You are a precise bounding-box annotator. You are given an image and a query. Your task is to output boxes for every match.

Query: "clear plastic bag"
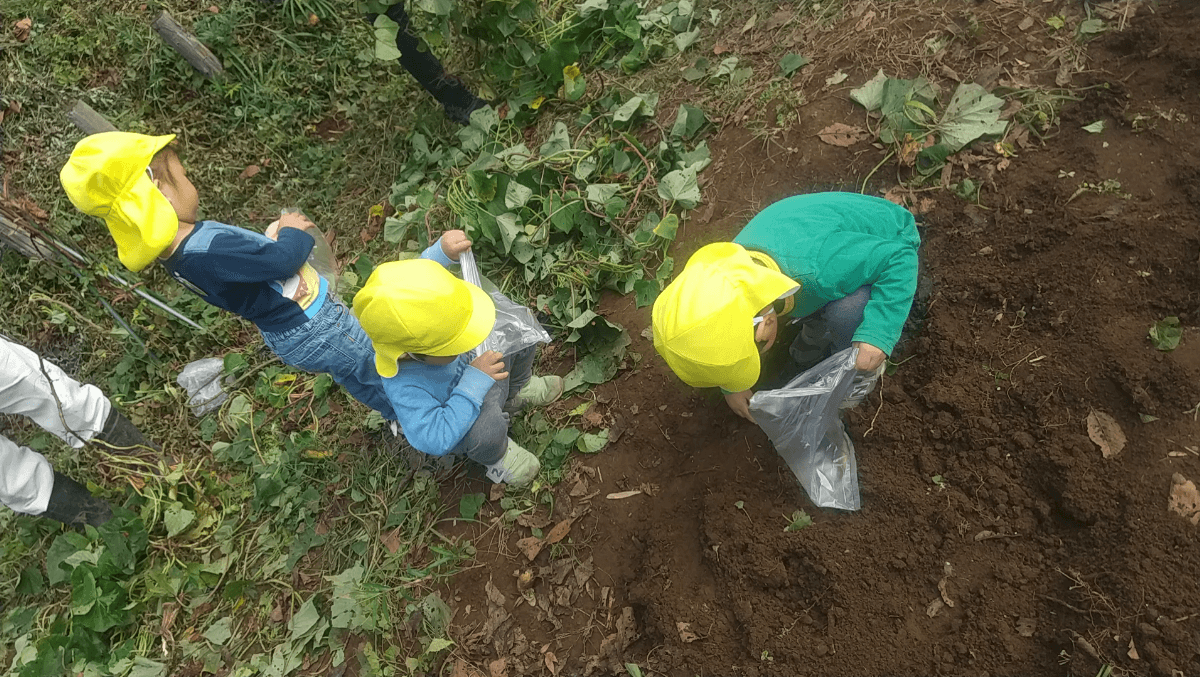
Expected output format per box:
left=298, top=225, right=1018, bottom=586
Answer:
left=749, top=347, right=862, bottom=511
left=277, top=208, right=339, bottom=298
left=177, top=357, right=227, bottom=417
left=458, top=250, right=550, bottom=358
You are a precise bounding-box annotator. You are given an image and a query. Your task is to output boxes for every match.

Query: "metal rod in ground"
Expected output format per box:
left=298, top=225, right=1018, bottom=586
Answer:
left=67, top=101, right=118, bottom=135
left=150, top=10, right=224, bottom=78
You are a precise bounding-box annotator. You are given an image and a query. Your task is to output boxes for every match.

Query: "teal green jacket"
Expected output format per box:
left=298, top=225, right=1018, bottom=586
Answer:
left=733, top=192, right=920, bottom=355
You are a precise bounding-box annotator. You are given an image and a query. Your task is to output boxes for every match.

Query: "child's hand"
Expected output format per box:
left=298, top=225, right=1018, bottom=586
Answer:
left=852, top=342, right=886, bottom=372
left=724, top=389, right=756, bottom=423
left=470, top=351, right=509, bottom=381
left=440, top=230, right=472, bottom=261
left=278, top=211, right=315, bottom=233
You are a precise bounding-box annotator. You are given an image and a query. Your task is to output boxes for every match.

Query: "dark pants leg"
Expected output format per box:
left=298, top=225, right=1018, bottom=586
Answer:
left=364, top=5, right=487, bottom=124
left=787, top=285, right=872, bottom=369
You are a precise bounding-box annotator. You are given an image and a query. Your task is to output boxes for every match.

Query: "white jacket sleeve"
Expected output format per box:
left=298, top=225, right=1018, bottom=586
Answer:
left=0, top=337, right=111, bottom=447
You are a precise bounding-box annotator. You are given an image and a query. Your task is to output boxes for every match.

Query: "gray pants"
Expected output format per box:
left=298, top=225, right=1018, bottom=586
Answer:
left=789, top=285, right=871, bottom=366
left=450, top=345, right=536, bottom=466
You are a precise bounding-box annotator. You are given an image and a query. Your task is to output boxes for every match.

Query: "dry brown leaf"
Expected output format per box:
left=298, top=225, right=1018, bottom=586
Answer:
left=713, top=42, right=730, bottom=55
left=207, top=5, right=219, bottom=12
left=855, top=10, right=876, bottom=31
left=676, top=622, right=699, bottom=643
left=607, top=490, right=643, bottom=500
left=925, top=598, right=944, bottom=618
left=817, top=123, right=869, bottom=147
left=488, top=658, right=508, bottom=677
left=544, top=652, right=559, bottom=676
left=516, top=512, right=551, bottom=529
left=380, top=528, right=401, bottom=554
left=270, top=604, right=284, bottom=623
left=14, top=18, right=32, bottom=42
left=238, top=164, right=261, bottom=180
left=1168, top=473, right=1200, bottom=525
left=583, top=409, right=604, bottom=429
left=1018, top=15, right=1035, bottom=31
left=545, top=518, right=574, bottom=544
left=452, top=660, right=486, bottom=677
left=1128, top=638, right=1140, bottom=660
left=517, top=536, right=544, bottom=562
left=1087, top=410, right=1127, bottom=458
left=569, top=479, right=590, bottom=497
left=1016, top=617, right=1036, bottom=637
left=489, top=483, right=506, bottom=501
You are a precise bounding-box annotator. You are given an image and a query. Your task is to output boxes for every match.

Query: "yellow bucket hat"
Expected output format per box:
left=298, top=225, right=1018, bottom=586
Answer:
left=60, top=132, right=179, bottom=272
left=652, top=243, right=799, bottom=392
left=353, top=258, right=497, bottom=377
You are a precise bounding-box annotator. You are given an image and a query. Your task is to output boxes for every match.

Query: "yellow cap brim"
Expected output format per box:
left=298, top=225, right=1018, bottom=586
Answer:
left=107, top=173, right=179, bottom=272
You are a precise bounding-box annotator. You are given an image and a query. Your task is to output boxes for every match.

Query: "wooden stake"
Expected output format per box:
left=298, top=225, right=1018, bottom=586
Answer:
left=67, top=100, right=117, bottom=135
left=151, top=10, right=224, bottom=78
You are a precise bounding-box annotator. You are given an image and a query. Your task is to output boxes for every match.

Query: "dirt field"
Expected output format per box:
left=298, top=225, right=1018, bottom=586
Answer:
left=433, top=2, right=1200, bottom=676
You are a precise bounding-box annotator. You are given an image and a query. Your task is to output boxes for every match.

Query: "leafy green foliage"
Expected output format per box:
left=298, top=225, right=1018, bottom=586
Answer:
left=783, top=510, right=813, bottom=532
left=1149, top=317, right=1183, bottom=352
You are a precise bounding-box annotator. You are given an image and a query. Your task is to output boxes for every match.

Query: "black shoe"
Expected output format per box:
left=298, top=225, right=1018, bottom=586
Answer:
left=437, top=75, right=490, bottom=125
left=41, top=471, right=112, bottom=528
left=94, top=408, right=159, bottom=451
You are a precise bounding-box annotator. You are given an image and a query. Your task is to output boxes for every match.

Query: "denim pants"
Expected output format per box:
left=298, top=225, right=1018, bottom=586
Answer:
left=788, top=286, right=871, bottom=366
left=450, top=345, right=536, bottom=467
left=260, top=300, right=397, bottom=420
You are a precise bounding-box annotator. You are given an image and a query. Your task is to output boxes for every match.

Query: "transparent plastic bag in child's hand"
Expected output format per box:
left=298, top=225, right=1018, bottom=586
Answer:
left=749, top=347, right=862, bottom=511
left=842, top=363, right=883, bottom=410
left=276, top=208, right=339, bottom=298
left=458, top=250, right=550, bottom=357
left=177, top=357, right=227, bottom=417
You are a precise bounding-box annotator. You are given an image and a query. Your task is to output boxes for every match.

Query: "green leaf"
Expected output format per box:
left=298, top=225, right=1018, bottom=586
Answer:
left=633, top=279, right=660, bottom=307
left=554, top=427, right=582, bottom=447
left=577, top=0, right=609, bottom=17
left=126, top=657, right=168, bottom=677
left=714, top=56, right=739, bottom=78
left=658, top=168, right=701, bottom=209
left=673, top=29, right=700, bottom=52
left=372, top=15, right=402, bottom=61
left=459, top=493, right=486, bottom=520
left=780, top=53, right=810, bottom=77
left=567, top=309, right=599, bottom=329
left=495, top=212, right=521, bottom=253
left=164, top=502, right=195, bottom=538
left=1149, top=317, right=1182, bottom=351
left=16, top=566, right=44, bottom=595
left=563, top=65, right=586, bottom=101
left=70, top=568, right=98, bottom=615
left=937, top=83, right=1008, bottom=152
left=683, top=66, right=706, bottom=81
left=730, top=66, right=754, bottom=86
left=288, top=597, right=321, bottom=643
left=1082, top=120, right=1106, bottom=134
left=426, top=637, right=454, bottom=653
left=652, top=213, right=680, bottom=240
left=539, top=122, right=571, bottom=157
left=578, top=430, right=610, bottom=453
left=45, top=532, right=88, bottom=585
left=1046, top=15, right=1065, bottom=30
left=204, top=617, right=234, bottom=646
left=416, top=0, right=452, bottom=14
left=679, top=141, right=711, bottom=172
left=505, top=182, right=533, bottom=210
left=849, top=69, right=889, bottom=111
left=613, top=93, right=658, bottom=122
left=585, top=184, right=621, bottom=207
left=1077, top=18, right=1105, bottom=41
left=784, top=509, right=813, bottom=532
left=670, top=104, right=707, bottom=140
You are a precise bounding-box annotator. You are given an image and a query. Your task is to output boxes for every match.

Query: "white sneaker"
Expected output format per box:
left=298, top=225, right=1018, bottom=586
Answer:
left=484, top=439, right=540, bottom=488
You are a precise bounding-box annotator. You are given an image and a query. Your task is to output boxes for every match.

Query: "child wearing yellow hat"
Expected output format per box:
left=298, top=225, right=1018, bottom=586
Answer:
left=59, top=132, right=395, bottom=419
left=352, top=234, right=563, bottom=488
left=652, top=192, right=920, bottom=421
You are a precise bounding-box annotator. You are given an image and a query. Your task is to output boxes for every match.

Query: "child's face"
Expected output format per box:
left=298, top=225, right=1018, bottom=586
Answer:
left=754, top=307, right=778, bottom=354
left=153, top=150, right=199, bottom=224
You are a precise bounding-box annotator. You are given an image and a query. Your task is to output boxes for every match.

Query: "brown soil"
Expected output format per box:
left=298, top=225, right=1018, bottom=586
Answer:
left=442, top=2, right=1200, bottom=676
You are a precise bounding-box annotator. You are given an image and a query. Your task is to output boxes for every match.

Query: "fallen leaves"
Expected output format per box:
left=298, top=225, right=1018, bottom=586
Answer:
left=937, top=562, right=955, bottom=608
left=1168, top=473, right=1200, bottom=525
left=607, top=490, right=643, bottom=500
left=817, top=123, right=869, bottom=147
left=1087, top=410, right=1127, bottom=458
left=517, top=518, right=575, bottom=561
left=380, top=528, right=401, bottom=554
left=676, top=621, right=699, bottom=643
left=14, top=18, right=32, bottom=42
left=238, top=164, right=261, bottom=180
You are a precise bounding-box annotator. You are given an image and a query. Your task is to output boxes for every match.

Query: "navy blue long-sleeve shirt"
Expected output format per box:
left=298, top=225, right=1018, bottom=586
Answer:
left=162, top=221, right=326, bottom=333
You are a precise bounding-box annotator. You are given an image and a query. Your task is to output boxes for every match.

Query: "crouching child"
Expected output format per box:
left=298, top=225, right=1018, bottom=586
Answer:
left=59, top=132, right=397, bottom=420
left=352, top=231, right=562, bottom=488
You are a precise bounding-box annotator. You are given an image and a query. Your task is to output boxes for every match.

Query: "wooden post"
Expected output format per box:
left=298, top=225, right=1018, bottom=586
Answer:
left=67, top=100, right=118, bottom=135
left=151, top=10, right=224, bottom=78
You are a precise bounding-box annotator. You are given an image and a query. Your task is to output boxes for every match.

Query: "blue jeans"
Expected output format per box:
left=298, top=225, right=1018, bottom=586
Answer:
left=260, top=299, right=396, bottom=420
left=789, top=286, right=871, bottom=366
left=450, top=345, right=536, bottom=466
